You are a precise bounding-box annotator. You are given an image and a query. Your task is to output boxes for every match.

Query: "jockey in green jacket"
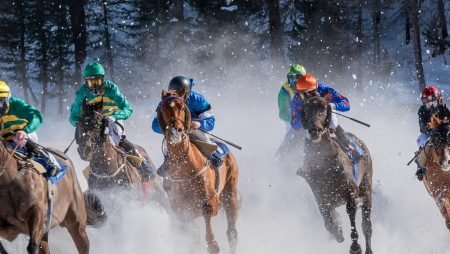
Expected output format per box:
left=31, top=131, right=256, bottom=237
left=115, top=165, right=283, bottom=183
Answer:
left=0, top=80, right=60, bottom=175
left=278, top=64, right=306, bottom=124
left=69, top=62, right=155, bottom=179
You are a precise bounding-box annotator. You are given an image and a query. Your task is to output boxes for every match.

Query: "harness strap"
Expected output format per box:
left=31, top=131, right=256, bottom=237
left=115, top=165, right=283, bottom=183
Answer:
left=90, top=162, right=126, bottom=179
left=169, top=164, right=209, bottom=183
left=45, top=179, right=54, bottom=234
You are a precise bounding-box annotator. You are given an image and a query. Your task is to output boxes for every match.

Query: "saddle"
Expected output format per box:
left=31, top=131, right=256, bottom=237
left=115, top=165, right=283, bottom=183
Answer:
left=5, top=143, right=68, bottom=184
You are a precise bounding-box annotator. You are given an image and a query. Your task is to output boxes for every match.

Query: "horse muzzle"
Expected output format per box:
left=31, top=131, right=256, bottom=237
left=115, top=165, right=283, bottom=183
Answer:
left=167, top=127, right=185, bottom=144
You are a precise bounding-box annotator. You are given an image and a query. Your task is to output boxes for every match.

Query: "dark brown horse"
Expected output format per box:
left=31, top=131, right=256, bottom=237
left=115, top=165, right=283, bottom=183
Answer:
left=157, top=90, right=239, bottom=254
left=300, top=95, right=373, bottom=254
left=416, top=116, right=450, bottom=231
left=0, top=141, right=106, bottom=254
left=76, top=100, right=155, bottom=192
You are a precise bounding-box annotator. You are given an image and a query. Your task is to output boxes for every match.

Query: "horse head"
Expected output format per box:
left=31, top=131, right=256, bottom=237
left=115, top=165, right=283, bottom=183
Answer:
left=301, top=95, right=332, bottom=143
left=157, top=90, right=191, bottom=145
left=76, top=99, right=108, bottom=161
left=430, top=120, right=450, bottom=172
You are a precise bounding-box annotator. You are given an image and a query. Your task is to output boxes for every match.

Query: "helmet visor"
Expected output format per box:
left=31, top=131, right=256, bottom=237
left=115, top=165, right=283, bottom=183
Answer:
left=85, top=77, right=104, bottom=89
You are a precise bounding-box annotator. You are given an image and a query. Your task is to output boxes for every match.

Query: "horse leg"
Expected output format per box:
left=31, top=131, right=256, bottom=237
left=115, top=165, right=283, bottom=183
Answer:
left=203, top=204, right=219, bottom=254
left=346, top=198, right=362, bottom=254
left=26, top=205, right=45, bottom=254
left=318, top=204, right=344, bottom=242
left=61, top=206, right=89, bottom=254
left=0, top=241, right=8, bottom=254
left=220, top=180, right=238, bottom=254
left=360, top=183, right=373, bottom=254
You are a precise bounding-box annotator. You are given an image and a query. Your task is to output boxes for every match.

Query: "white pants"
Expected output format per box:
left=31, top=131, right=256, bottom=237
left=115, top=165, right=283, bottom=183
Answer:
left=416, top=133, right=429, bottom=148
left=108, top=120, right=124, bottom=146
left=189, top=129, right=213, bottom=144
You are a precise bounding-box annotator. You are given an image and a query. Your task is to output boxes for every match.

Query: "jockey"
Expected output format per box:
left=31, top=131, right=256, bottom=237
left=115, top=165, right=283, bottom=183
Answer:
left=293, top=74, right=363, bottom=175
left=415, top=85, right=450, bottom=180
left=0, top=80, right=59, bottom=175
left=278, top=64, right=306, bottom=125
left=69, top=62, right=155, bottom=180
left=151, top=76, right=219, bottom=177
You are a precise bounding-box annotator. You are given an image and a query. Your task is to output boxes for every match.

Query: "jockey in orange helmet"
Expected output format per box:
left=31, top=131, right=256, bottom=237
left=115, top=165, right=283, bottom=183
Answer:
left=292, top=74, right=364, bottom=176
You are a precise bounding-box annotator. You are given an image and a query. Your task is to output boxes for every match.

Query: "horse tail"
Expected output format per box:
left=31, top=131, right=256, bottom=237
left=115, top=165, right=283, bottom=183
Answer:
left=84, top=191, right=107, bottom=227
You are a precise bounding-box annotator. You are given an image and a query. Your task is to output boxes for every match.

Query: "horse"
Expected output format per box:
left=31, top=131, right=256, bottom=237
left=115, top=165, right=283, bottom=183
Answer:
left=76, top=99, right=155, bottom=192
left=157, top=90, right=239, bottom=254
left=0, top=141, right=106, bottom=254
left=416, top=115, right=450, bottom=231
left=299, top=95, right=373, bottom=254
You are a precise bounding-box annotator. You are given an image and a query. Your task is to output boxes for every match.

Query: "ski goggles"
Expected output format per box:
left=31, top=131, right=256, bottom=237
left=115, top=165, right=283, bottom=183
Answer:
left=85, top=76, right=104, bottom=89
left=287, top=74, right=301, bottom=86
left=0, top=97, right=9, bottom=107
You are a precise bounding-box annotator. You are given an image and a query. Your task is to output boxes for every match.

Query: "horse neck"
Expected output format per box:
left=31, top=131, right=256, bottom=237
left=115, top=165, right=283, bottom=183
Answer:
left=308, top=131, right=335, bottom=152
left=0, top=143, right=20, bottom=184
left=91, top=139, right=122, bottom=170
left=166, top=135, right=205, bottom=170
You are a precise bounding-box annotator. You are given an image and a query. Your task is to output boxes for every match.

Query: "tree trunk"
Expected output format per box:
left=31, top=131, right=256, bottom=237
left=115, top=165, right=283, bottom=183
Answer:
left=408, top=0, right=426, bottom=91
left=103, top=2, right=114, bottom=80
left=69, top=0, right=86, bottom=87
left=18, top=1, right=35, bottom=104
left=266, top=0, right=283, bottom=61
left=172, top=0, right=183, bottom=21
left=372, top=0, right=381, bottom=73
left=38, top=0, right=48, bottom=114
left=405, top=1, right=411, bottom=44
left=356, top=1, right=364, bottom=90
left=437, top=0, right=448, bottom=39
left=57, top=0, right=65, bottom=119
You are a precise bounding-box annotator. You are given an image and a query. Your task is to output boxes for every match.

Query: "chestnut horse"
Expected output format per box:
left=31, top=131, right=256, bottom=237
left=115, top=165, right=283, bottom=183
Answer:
left=0, top=142, right=106, bottom=254
left=416, top=116, right=450, bottom=231
left=157, top=90, right=239, bottom=254
left=76, top=100, right=155, bottom=192
left=300, top=95, right=373, bottom=254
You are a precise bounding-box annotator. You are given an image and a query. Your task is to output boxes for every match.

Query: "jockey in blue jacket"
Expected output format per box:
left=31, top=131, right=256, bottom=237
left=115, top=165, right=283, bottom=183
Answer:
left=152, top=76, right=219, bottom=177
left=294, top=74, right=362, bottom=176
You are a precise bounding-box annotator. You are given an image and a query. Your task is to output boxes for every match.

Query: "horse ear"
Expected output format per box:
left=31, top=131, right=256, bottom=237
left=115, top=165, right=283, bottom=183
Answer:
left=324, top=104, right=332, bottom=128
left=161, top=89, right=167, bottom=100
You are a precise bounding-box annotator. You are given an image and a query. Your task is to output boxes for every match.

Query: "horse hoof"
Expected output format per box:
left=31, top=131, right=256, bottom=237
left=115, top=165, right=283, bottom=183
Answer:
left=365, top=249, right=373, bottom=254
left=207, top=241, right=220, bottom=254
left=349, top=243, right=362, bottom=254
left=39, top=241, right=50, bottom=254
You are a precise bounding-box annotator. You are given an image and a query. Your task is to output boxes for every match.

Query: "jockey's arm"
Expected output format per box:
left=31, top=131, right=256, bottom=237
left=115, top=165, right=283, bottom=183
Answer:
left=329, top=88, right=350, bottom=112
left=108, top=81, right=133, bottom=121
left=278, top=88, right=292, bottom=122
left=418, top=106, right=432, bottom=134
left=14, top=98, right=43, bottom=133
left=151, top=112, right=163, bottom=134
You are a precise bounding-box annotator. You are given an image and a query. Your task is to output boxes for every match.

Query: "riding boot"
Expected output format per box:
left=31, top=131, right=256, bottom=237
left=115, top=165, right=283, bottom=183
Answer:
left=119, top=137, right=156, bottom=180
left=25, top=142, right=60, bottom=176
left=157, top=156, right=169, bottom=177
left=209, top=150, right=223, bottom=191
left=415, top=159, right=426, bottom=181
left=334, top=125, right=364, bottom=162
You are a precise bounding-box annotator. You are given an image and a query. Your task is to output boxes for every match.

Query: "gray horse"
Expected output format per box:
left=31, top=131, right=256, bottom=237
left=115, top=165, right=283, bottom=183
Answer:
left=299, top=95, right=373, bottom=254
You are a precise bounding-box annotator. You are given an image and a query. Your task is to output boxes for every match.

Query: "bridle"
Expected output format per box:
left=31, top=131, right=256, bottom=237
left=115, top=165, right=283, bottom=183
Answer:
left=158, top=95, right=191, bottom=135
left=302, top=95, right=330, bottom=136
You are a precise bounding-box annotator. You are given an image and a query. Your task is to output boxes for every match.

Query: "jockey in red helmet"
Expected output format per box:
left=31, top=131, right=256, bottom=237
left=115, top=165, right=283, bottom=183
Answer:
left=415, top=85, right=450, bottom=180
